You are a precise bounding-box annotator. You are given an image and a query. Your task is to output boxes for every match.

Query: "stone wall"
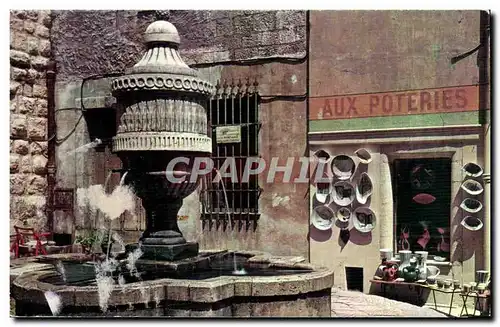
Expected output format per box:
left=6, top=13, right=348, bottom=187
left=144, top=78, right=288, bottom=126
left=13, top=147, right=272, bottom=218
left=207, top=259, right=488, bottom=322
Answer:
left=52, top=10, right=306, bottom=81
left=10, top=10, right=52, bottom=232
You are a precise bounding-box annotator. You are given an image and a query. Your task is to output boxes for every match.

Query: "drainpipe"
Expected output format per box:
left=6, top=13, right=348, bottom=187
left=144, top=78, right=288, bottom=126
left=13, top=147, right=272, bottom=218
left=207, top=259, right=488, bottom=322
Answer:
left=46, top=12, right=57, bottom=235
left=479, top=11, right=490, bottom=271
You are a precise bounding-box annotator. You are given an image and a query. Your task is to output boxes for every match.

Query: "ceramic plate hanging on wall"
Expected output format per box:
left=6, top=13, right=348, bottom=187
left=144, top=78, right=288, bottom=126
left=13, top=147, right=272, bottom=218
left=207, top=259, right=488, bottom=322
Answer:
left=331, top=155, right=356, bottom=180
left=356, top=172, right=373, bottom=204
left=312, top=205, right=335, bottom=230
left=335, top=207, right=351, bottom=229
left=332, top=181, right=355, bottom=206
left=461, top=216, right=484, bottom=231
left=461, top=179, right=484, bottom=195
left=354, top=148, right=372, bottom=164
left=460, top=198, right=483, bottom=213
left=314, top=182, right=332, bottom=204
left=462, top=163, right=484, bottom=178
left=353, top=207, right=377, bottom=233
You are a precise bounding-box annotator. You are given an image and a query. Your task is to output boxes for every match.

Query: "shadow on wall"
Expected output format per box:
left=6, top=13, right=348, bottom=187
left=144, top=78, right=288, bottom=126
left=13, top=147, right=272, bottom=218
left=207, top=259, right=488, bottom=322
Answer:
left=349, top=228, right=372, bottom=246
left=309, top=224, right=332, bottom=242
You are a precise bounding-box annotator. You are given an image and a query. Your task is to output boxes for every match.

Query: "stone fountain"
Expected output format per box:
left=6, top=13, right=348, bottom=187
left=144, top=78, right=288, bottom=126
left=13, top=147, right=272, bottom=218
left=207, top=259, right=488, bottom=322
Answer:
left=10, top=20, right=334, bottom=318
left=111, top=20, right=212, bottom=262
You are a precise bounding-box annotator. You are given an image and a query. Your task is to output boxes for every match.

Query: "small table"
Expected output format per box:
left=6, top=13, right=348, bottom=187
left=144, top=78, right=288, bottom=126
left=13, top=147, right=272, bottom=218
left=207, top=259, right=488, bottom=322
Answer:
left=421, top=285, right=460, bottom=316
left=460, top=291, right=491, bottom=317
left=369, top=280, right=425, bottom=305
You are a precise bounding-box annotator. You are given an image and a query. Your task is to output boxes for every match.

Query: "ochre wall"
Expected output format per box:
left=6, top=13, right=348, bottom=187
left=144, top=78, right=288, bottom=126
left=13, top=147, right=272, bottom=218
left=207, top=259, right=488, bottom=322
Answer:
left=308, top=10, right=487, bottom=305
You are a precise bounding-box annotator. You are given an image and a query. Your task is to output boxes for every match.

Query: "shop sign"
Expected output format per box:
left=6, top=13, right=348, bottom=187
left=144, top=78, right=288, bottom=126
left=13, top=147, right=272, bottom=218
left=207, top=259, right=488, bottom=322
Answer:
left=310, top=85, right=480, bottom=120
left=216, top=125, right=241, bottom=143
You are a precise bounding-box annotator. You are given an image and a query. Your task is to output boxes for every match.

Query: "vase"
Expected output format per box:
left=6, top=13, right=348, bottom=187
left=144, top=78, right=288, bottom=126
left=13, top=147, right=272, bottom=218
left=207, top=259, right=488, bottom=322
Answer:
left=402, top=259, right=419, bottom=282
left=397, top=250, right=412, bottom=278
left=414, top=251, right=428, bottom=280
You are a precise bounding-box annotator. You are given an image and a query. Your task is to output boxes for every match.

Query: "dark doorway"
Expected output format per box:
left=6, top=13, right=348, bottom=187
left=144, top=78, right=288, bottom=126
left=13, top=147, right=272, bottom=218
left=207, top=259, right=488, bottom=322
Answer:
left=393, top=158, right=452, bottom=259
left=345, top=267, right=364, bottom=292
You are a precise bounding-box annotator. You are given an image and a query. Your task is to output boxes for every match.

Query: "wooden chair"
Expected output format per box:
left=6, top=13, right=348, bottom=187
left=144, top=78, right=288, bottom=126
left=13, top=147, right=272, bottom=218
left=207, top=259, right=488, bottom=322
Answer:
left=10, top=226, right=54, bottom=258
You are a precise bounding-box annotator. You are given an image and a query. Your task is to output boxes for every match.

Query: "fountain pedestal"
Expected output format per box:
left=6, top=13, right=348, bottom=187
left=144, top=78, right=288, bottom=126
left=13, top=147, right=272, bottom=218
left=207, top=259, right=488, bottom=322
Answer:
left=121, top=153, right=203, bottom=261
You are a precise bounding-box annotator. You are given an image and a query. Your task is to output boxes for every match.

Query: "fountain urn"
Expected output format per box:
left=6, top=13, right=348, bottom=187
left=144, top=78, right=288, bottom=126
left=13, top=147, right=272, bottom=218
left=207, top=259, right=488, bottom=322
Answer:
left=111, top=20, right=214, bottom=261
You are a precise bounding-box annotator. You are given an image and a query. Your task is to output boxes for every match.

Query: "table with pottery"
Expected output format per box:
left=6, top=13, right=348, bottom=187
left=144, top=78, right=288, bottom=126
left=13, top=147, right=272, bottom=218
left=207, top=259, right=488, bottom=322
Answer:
left=371, top=249, right=437, bottom=306
left=371, top=249, right=491, bottom=317
left=458, top=271, right=491, bottom=317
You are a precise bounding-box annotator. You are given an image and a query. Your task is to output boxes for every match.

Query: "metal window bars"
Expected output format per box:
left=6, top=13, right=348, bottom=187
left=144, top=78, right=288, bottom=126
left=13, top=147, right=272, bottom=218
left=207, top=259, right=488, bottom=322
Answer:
left=201, top=78, right=262, bottom=230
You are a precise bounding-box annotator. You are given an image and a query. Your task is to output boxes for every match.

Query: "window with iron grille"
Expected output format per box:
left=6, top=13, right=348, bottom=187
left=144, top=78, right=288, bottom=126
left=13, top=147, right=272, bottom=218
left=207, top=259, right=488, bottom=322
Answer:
left=201, top=79, right=261, bottom=224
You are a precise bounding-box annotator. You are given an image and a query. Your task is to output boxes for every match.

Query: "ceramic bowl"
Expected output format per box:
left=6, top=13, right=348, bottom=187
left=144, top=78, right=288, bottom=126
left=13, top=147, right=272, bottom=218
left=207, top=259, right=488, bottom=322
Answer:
left=444, top=279, right=453, bottom=289
left=433, top=256, right=446, bottom=262
left=436, top=279, right=445, bottom=288
left=427, top=276, right=437, bottom=284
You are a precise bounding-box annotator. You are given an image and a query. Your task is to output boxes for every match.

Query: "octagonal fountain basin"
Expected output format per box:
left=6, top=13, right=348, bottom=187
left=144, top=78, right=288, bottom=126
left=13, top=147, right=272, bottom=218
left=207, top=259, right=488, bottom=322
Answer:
left=11, top=251, right=334, bottom=317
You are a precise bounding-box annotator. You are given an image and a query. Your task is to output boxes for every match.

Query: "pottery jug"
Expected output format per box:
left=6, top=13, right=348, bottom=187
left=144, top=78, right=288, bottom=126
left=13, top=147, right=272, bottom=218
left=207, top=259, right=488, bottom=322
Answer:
left=402, top=259, right=419, bottom=282
left=414, top=251, right=428, bottom=280
left=397, top=250, right=412, bottom=278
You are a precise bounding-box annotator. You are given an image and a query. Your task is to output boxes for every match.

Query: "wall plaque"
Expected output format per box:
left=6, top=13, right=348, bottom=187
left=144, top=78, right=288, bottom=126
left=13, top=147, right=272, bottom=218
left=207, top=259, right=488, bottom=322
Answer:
left=216, top=125, right=241, bottom=143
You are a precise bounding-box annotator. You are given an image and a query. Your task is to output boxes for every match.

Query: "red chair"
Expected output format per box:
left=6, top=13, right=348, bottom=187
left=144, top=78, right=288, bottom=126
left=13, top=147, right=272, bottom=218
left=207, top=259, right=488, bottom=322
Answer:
left=10, top=226, right=53, bottom=258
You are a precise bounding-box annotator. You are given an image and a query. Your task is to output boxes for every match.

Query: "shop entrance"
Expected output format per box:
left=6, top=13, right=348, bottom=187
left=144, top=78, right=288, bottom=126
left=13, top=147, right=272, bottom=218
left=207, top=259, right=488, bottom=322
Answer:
left=393, top=158, right=452, bottom=259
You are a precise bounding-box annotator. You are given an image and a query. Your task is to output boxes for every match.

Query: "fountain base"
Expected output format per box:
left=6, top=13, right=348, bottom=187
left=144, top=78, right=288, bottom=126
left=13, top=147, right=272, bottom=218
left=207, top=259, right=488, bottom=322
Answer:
left=126, top=242, right=199, bottom=261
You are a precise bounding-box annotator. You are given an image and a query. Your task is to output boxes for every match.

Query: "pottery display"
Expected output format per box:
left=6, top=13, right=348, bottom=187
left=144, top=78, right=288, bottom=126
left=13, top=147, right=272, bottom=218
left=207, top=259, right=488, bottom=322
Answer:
left=397, top=250, right=412, bottom=276
left=335, top=207, right=351, bottom=228
left=352, top=207, right=376, bottom=233
left=461, top=179, right=484, bottom=195
left=437, top=278, right=445, bottom=288
left=401, top=258, right=419, bottom=282
left=427, top=276, right=437, bottom=287
left=379, top=249, right=393, bottom=261
left=355, top=172, right=373, bottom=204
left=461, top=216, right=484, bottom=231
left=354, top=148, right=372, bottom=164
left=332, top=181, right=355, bottom=206
left=460, top=198, right=483, bottom=213
left=476, top=270, right=489, bottom=284
left=312, top=205, right=335, bottom=230
left=444, top=279, right=452, bottom=290
left=331, top=155, right=356, bottom=180
left=462, top=162, right=484, bottom=178
left=426, top=265, right=440, bottom=278
left=414, top=251, right=428, bottom=281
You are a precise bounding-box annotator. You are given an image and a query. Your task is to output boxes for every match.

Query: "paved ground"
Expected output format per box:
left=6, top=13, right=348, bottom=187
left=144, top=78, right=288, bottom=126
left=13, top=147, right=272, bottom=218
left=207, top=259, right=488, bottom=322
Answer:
left=331, top=288, right=447, bottom=318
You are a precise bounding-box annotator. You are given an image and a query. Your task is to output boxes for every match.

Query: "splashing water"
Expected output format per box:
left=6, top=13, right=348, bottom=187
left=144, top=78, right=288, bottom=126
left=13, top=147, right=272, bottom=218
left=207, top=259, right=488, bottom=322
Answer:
left=94, top=258, right=119, bottom=313
left=62, top=138, right=102, bottom=158
left=126, top=247, right=144, bottom=278
left=112, top=232, right=126, bottom=253
left=140, top=287, right=149, bottom=308
left=44, top=291, right=62, bottom=316
left=55, top=261, right=67, bottom=283
left=118, top=274, right=126, bottom=288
